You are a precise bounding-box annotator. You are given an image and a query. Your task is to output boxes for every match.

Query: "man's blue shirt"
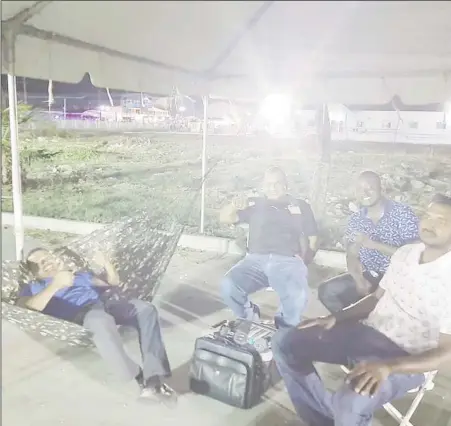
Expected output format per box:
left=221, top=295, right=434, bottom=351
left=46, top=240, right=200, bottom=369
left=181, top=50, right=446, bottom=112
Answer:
left=19, top=272, right=101, bottom=322
left=344, top=200, right=419, bottom=274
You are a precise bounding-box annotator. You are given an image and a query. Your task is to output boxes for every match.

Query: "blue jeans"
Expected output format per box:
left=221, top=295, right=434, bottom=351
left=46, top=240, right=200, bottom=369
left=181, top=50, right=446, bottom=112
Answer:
left=272, top=322, right=425, bottom=426
left=220, top=253, right=308, bottom=327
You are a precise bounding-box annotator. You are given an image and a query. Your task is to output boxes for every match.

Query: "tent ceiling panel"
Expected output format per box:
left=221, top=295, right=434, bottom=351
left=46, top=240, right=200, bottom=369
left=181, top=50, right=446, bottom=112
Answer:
left=24, top=1, right=263, bottom=73
left=0, top=0, right=37, bottom=21
left=8, top=34, right=205, bottom=94
left=2, top=1, right=451, bottom=104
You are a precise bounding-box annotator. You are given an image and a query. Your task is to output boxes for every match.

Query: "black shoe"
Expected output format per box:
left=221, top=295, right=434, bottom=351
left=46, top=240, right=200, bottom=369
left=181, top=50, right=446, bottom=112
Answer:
left=139, top=383, right=178, bottom=407
left=135, top=369, right=145, bottom=388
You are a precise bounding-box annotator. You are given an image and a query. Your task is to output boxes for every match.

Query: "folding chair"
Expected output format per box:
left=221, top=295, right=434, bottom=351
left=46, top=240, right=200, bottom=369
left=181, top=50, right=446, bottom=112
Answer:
left=340, top=365, right=437, bottom=426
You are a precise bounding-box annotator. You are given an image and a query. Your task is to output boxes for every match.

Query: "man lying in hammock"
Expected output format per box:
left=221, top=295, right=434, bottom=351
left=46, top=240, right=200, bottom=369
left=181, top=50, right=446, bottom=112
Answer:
left=17, top=247, right=177, bottom=405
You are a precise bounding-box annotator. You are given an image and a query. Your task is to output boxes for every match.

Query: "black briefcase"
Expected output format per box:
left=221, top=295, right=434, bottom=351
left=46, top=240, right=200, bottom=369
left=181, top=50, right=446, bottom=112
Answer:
left=188, top=320, right=278, bottom=409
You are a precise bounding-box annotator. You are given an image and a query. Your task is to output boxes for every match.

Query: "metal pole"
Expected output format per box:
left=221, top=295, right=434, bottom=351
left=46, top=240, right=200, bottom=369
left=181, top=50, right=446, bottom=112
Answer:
left=22, top=77, right=27, bottom=104
left=200, top=95, right=208, bottom=234
left=7, top=73, right=25, bottom=261
left=48, top=79, right=53, bottom=116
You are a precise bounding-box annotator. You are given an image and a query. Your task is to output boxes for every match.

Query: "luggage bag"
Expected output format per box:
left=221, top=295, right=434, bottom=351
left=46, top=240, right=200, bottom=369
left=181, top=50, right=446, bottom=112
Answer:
left=188, top=319, right=278, bottom=409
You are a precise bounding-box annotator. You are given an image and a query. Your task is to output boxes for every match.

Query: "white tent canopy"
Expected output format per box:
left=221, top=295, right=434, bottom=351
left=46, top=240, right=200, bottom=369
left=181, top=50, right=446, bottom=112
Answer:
left=2, top=1, right=451, bottom=104
left=2, top=1, right=451, bottom=260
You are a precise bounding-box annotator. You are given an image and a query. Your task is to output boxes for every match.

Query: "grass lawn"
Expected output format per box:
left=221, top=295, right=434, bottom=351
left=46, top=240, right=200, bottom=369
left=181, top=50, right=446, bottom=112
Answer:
left=3, top=130, right=451, bottom=248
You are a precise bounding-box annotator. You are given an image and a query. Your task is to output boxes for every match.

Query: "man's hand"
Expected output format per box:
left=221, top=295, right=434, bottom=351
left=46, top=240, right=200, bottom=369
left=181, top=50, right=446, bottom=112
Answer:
left=93, top=251, right=110, bottom=269
left=354, top=233, right=379, bottom=250
left=346, top=361, right=392, bottom=396
left=297, top=315, right=336, bottom=330
left=355, top=276, right=373, bottom=296
left=50, top=270, right=74, bottom=290
left=232, top=195, right=249, bottom=210
left=347, top=241, right=362, bottom=257
left=220, top=195, right=250, bottom=225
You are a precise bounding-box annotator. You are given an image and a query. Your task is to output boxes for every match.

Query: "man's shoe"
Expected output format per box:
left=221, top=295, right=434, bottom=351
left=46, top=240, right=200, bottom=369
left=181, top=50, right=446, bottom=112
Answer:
left=139, top=383, right=178, bottom=407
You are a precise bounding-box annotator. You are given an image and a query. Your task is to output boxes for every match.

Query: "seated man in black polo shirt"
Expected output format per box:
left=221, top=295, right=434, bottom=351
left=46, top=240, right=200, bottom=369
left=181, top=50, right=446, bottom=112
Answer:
left=219, top=167, right=318, bottom=328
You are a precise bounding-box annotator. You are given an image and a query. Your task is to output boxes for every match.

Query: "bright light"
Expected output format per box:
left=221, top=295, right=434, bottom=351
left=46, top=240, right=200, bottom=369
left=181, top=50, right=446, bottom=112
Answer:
left=259, top=94, right=292, bottom=135
left=98, top=105, right=109, bottom=111
left=179, top=106, right=186, bottom=112
left=259, top=94, right=292, bottom=122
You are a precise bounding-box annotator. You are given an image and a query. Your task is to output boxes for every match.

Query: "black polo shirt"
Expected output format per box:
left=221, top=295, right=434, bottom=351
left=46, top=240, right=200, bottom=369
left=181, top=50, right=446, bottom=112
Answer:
left=237, top=196, right=318, bottom=257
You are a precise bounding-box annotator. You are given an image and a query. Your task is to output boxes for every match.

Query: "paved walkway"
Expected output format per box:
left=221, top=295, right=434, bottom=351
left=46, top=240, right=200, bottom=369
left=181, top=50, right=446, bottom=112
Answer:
left=2, top=228, right=451, bottom=426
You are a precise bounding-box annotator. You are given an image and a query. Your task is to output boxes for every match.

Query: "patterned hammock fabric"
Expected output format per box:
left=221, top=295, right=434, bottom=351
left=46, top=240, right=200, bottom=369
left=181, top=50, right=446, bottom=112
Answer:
left=1, top=212, right=183, bottom=347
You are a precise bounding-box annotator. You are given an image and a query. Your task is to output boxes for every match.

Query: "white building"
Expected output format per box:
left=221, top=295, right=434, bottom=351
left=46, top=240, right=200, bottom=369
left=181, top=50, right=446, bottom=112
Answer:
left=295, top=106, right=450, bottom=145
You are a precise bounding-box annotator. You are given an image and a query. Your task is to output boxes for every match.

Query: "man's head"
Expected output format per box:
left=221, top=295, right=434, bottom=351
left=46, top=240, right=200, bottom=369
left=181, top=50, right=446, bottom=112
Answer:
left=262, top=166, right=288, bottom=200
left=26, top=248, right=63, bottom=280
left=356, top=171, right=383, bottom=208
left=419, top=194, right=451, bottom=249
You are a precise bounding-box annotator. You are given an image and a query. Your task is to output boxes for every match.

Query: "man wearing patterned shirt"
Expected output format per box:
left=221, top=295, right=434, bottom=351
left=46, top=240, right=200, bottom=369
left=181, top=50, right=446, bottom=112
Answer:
left=272, top=194, right=451, bottom=426
left=318, top=171, right=419, bottom=313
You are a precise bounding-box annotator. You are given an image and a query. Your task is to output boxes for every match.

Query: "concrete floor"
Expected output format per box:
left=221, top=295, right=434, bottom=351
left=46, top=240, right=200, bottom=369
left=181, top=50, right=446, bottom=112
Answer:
left=2, top=228, right=451, bottom=426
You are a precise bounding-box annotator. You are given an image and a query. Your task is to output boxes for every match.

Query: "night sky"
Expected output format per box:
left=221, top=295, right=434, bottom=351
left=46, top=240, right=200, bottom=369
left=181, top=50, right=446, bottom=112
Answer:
left=1, top=73, right=130, bottom=97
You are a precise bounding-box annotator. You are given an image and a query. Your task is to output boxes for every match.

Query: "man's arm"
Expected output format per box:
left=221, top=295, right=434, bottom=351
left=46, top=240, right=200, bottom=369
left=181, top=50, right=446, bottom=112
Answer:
left=343, top=215, right=369, bottom=291
left=17, top=285, right=60, bottom=311
left=92, top=252, right=120, bottom=286
left=219, top=203, right=241, bottom=225
left=298, top=233, right=311, bottom=260
left=347, top=333, right=451, bottom=396
left=336, top=246, right=407, bottom=323
left=297, top=199, right=318, bottom=252
left=17, top=271, right=73, bottom=312
left=362, top=240, right=398, bottom=256
left=219, top=197, right=253, bottom=225
left=294, top=199, right=318, bottom=262
left=356, top=206, right=420, bottom=256
left=386, top=333, right=451, bottom=374
left=346, top=242, right=373, bottom=295
left=354, top=233, right=401, bottom=256
left=308, top=236, right=318, bottom=252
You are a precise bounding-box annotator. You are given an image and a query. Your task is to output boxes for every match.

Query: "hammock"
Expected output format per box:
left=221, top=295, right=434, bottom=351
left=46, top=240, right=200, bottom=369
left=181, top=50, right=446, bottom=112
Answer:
left=1, top=212, right=183, bottom=347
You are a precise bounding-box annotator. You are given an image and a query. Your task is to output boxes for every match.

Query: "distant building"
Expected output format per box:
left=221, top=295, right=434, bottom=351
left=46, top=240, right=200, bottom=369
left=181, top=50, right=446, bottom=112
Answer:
left=294, top=109, right=450, bottom=145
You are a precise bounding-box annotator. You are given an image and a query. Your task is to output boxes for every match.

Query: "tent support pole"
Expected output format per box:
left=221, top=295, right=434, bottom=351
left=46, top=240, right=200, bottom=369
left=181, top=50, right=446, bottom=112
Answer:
left=200, top=95, right=209, bottom=234
left=7, top=70, right=25, bottom=260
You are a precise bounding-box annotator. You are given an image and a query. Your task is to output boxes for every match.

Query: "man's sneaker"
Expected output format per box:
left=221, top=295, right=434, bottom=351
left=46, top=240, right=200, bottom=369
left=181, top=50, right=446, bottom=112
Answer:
left=139, top=383, right=178, bottom=407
